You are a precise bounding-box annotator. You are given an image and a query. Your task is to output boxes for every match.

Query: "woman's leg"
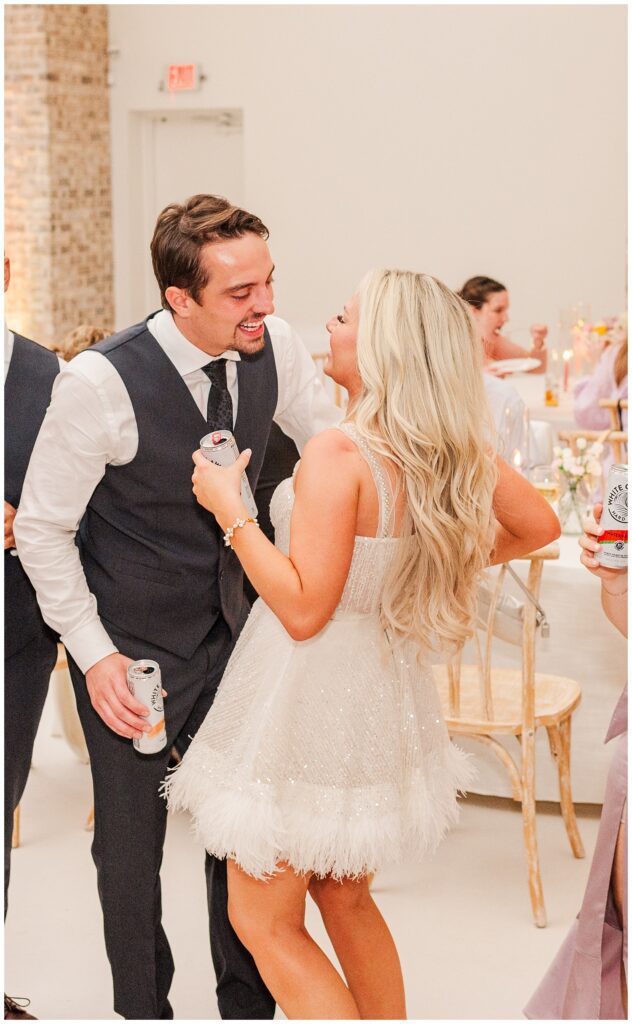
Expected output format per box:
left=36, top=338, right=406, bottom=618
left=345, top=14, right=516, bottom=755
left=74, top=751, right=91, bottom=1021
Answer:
left=227, top=859, right=360, bottom=1020
left=309, top=874, right=406, bottom=1020
left=612, top=817, right=627, bottom=1016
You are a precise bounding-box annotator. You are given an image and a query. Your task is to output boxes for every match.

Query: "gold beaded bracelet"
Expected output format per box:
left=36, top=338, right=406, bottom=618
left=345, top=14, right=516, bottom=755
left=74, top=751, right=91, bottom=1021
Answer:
left=223, top=516, right=259, bottom=549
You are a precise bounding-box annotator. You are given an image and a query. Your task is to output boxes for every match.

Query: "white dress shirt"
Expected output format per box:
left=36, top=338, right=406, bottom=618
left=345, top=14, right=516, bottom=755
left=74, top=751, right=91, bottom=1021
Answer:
left=4, top=324, right=17, bottom=556
left=14, top=311, right=341, bottom=672
left=5, top=322, right=14, bottom=381
left=483, top=372, right=528, bottom=465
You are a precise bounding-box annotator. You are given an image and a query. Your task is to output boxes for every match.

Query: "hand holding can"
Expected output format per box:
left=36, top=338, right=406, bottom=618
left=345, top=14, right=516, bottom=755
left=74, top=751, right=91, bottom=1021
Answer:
left=597, top=465, right=628, bottom=569
left=199, top=430, right=258, bottom=520
left=127, top=660, right=167, bottom=754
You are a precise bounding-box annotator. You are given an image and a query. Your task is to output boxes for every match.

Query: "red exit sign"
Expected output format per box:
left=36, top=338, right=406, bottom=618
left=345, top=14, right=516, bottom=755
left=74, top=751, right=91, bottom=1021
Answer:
left=167, top=64, right=198, bottom=92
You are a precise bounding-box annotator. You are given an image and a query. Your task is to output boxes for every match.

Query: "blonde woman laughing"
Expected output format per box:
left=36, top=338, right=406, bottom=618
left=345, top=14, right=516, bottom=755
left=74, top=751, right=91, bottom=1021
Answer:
left=165, top=270, right=559, bottom=1020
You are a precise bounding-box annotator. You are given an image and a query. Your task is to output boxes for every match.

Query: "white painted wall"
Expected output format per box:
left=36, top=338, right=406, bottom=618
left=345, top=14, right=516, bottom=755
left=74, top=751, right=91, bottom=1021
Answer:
left=108, top=4, right=627, bottom=352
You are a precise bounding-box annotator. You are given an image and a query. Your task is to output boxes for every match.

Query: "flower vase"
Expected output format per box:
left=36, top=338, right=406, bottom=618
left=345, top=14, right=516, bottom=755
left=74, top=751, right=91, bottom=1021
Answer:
left=558, top=479, right=591, bottom=535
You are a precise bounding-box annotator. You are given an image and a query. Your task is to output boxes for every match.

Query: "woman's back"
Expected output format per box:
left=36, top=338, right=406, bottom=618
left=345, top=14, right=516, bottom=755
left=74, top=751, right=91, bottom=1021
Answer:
left=270, top=422, right=408, bottom=617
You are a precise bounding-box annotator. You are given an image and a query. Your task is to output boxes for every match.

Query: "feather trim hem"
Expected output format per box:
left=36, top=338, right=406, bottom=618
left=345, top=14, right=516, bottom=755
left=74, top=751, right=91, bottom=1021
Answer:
left=162, top=742, right=475, bottom=881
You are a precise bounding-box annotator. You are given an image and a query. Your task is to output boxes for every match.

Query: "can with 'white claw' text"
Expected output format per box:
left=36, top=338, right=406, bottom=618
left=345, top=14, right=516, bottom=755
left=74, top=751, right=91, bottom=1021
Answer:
left=597, top=464, right=628, bottom=568
left=200, top=430, right=258, bottom=520
left=127, top=660, right=167, bottom=754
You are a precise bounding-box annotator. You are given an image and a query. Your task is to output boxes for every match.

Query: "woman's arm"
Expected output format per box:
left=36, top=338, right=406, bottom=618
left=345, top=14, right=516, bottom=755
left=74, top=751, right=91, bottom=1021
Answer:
left=573, top=344, right=618, bottom=430
left=490, top=456, right=560, bottom=564
left=488, top=333, right=546, bottom=374
left=192, top=429, right=361, bottom=641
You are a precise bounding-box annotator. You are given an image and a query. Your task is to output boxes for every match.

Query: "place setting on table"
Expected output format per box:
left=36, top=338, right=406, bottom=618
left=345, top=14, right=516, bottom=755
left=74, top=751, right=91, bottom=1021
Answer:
left=462, top=307, right=628, bottom=806
left=459, top=448, right=626, bottom=806
left=492, top=304, right=627, bottom=462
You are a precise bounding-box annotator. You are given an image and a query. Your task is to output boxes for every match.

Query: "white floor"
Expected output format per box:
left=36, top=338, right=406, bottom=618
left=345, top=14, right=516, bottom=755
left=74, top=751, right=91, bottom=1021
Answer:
left=5, top=691, right=601, bottom=1022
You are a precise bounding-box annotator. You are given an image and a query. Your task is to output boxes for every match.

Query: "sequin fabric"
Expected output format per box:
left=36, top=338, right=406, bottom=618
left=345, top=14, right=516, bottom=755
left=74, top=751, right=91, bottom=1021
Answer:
left=164, top=423, right=474, bottom=879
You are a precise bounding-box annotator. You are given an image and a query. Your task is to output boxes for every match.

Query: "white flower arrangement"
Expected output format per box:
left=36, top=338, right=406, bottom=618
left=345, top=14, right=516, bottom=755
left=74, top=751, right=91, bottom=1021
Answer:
left=573, top=312, right=628, bottom=355
left=553, top=439, right=603, bottom=484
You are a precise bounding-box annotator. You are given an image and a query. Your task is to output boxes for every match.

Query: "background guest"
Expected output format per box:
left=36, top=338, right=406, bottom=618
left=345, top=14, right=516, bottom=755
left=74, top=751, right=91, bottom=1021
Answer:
left=483, top=370, right=529, bottom=467
left=574, top=336, right=628, bottom=430
left=4, top=257, right=61, bottom=1021
left=459, top=276, right=547, bottom=374
left=51, top=324, right=111, bottom=362
left=525, top=505, right=627, bottom=1020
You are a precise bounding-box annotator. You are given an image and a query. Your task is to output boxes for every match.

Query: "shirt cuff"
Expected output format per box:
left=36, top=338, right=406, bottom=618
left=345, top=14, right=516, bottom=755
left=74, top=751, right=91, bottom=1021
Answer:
left=61, top=620, right=119, bottom=676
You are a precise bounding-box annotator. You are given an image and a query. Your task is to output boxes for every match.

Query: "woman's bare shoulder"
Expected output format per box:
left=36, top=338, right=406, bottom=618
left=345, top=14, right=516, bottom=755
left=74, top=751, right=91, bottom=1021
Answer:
left=301, top=427, right=359, bottom=460
left=295, top=428, right=362, bottom=491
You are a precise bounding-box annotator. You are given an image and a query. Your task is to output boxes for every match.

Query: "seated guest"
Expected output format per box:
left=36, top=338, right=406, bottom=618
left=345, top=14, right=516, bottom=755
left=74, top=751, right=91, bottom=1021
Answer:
left=459, top=276, right=547, bottom=374
left=4, top=257, right=61, bottom=1020
left=574, top=337, right=628, bottom=431
left=525, top=505, right=627, bottom=1020
left=483, top=371, right=528, bottom=466
left=51, top=324, right=110, bottom=362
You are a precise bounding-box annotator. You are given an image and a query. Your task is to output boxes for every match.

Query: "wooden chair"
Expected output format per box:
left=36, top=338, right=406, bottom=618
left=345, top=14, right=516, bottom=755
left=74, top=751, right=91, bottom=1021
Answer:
left=12, top=807, right=20, bottom=848
left=311, top=352, right=344, bottom=408
left=12, top=645, right=94, bottom=845
left=557, top=427, right=628, bottom=466
left=598, top=397, right=628, bottom=434
left=432, top=545, right=584, bottom=927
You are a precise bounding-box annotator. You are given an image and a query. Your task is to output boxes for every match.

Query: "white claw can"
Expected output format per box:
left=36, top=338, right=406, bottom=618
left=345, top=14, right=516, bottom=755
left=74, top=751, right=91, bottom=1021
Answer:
left=127, top=660, right=167, bottom=754
left=597, top=464, right=628, bottom=568
left=200, top=430, right=258, bottom=520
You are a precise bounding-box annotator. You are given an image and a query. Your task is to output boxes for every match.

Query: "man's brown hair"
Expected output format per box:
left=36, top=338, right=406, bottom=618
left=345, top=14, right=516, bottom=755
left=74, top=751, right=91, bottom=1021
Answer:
left=151, top=194, right=269, bottom=312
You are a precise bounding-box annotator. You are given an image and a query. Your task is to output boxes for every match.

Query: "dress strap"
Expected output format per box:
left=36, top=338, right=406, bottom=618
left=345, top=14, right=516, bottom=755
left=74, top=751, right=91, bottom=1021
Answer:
left=335, top=422, right=396, bottom=538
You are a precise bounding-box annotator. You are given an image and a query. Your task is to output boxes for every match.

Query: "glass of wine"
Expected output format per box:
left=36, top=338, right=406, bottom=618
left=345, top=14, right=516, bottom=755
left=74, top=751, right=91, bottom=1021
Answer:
left=531, top=464, right=561, bottom=505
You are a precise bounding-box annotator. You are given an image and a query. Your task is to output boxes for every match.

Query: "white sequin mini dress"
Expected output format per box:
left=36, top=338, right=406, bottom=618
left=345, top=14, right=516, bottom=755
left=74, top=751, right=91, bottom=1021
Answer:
left=165, top=423, right=474, bottom=879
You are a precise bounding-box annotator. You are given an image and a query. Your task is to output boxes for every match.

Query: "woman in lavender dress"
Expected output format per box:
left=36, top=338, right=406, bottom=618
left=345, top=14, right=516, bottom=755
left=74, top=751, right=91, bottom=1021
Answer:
left=525, top=505, right=627, bottom=1020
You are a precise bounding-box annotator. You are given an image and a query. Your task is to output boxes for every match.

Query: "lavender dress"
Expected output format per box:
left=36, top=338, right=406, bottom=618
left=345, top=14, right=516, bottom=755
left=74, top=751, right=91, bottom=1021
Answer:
left=524, top=686, right=627, bottom=1020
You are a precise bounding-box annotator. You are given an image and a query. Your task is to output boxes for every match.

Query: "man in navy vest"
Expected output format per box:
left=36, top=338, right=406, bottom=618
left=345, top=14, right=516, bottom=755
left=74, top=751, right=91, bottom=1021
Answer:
left=14, top=196, right=341, bottom=1020
left=4, top=256, right=61, bottom=1021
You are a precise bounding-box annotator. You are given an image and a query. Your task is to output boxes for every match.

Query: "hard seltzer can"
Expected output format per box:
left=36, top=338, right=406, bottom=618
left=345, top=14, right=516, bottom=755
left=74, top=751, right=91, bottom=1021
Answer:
left=200, top=430, right=258, bottom=519
left=127, top=660, right=167, bottom=754
left=597, top=464, right=628, bottom=568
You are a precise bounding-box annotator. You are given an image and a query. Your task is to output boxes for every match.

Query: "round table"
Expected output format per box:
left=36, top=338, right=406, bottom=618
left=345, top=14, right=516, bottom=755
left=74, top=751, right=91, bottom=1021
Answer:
left=508, top=372, right=577, bottom=433
left=454, top=534, right=625, bottom=804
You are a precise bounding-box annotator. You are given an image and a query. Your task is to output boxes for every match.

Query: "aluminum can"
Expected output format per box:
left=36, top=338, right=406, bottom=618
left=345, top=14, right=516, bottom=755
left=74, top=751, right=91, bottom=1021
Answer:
left=127, top=660, right=167, bottom=754
left=597, top=464, right=628, bottom=568
left=200, top=430, right=258, bottom=519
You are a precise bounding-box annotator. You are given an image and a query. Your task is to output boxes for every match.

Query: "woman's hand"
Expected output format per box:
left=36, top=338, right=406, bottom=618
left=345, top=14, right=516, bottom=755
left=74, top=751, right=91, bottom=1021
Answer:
left=579, top=503, right=628, bottom=594
left=530, top=323, right=548, bottom=350
left=192, top=448, right=250, bottom=528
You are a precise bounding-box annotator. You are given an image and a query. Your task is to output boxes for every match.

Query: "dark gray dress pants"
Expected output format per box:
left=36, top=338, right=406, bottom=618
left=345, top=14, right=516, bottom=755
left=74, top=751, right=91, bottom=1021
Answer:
left=68, top=616, right=275, bottom=1021
left=4, top=628, right=59, bottom=915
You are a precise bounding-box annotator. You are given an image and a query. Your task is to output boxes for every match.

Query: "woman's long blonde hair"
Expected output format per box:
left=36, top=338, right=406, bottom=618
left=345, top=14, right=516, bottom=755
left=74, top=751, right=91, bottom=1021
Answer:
left=351, top=269, right=497, bottom=653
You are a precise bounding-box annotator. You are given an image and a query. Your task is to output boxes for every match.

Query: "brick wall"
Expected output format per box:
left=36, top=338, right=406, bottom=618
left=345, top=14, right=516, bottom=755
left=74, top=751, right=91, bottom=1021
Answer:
left=4, top=4, right=113, bottom=346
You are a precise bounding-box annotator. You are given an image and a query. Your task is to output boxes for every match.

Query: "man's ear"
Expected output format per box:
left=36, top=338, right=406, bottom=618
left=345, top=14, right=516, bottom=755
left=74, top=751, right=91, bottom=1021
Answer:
left=4, top=257, right=10, bottom=294
left=165, top=285, right=191, bottom=318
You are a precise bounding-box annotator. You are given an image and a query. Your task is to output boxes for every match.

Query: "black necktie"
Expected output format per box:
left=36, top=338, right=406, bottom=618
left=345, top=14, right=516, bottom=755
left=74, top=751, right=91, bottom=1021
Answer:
left=202, top=359, right=234, bottom=432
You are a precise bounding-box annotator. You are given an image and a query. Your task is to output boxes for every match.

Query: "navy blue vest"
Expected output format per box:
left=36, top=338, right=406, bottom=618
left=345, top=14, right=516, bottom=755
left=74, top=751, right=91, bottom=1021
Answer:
left=79, top=319, right=278, bottom=658
left=5, top=334, right=60, bottom=658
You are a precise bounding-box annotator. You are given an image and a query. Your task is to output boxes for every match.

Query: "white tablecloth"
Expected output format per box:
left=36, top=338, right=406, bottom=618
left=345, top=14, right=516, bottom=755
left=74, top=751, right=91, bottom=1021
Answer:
left=509, top=372, right=577, bottom=433
left=453, top=535, right=626, bottom=804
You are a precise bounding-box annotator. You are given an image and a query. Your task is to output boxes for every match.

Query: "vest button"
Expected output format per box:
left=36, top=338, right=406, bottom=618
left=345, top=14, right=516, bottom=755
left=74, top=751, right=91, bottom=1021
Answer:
left=219, top=570, right=225, bottom=581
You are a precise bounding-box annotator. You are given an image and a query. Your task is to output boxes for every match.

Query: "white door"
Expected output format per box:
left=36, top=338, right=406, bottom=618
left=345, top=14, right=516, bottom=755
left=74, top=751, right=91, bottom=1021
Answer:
left=130, top=109, right=244, bottom=318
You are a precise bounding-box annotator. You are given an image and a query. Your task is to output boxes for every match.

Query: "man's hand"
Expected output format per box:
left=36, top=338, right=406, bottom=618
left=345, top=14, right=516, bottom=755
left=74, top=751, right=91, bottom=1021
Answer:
left=4, top=501, right=17, bottom=550
left=86, top=652, right=152, bottom=739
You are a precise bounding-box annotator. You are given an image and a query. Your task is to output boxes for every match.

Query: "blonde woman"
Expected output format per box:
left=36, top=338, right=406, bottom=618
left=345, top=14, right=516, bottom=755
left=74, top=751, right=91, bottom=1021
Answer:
left=51, top=323, right=111, bottom=361
left=165, top=270, right=559, bottom=1019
